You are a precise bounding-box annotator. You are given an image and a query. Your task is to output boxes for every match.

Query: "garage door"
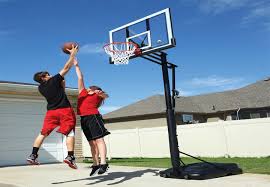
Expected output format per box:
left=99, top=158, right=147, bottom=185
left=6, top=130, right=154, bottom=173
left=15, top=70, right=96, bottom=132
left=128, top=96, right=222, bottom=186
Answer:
left=0, top=98, right=64, bottom=166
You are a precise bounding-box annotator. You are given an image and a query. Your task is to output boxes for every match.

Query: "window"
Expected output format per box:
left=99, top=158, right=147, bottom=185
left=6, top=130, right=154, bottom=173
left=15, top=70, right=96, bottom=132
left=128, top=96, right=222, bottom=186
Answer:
left=259, top=111, right=267, bottom=118
left=240, top=112, right=250, bottom=119
left=231, top=114, right=237, bottom=120
left=182, top=114, right=193, bottom=124
left=250, top=113, right=260, bottom=119
left=232, top=110, right=270, bottom=120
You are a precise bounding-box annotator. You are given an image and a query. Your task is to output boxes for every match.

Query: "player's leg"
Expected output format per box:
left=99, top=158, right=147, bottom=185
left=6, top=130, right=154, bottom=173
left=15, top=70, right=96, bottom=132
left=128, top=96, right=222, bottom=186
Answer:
left=27, top=134, right=46, bottom=165
left=95, top=137, right=109, bottom=174
left=91, top=114, right=110, bottom=174
left=95, top=138, right=107, bottom=165
left=90, top=140, right=99, bottom=165
left=27, top=111, right=58, bottom=165
left=58, top=107, right=77, bottom=169
left=63, top=130, right=77, bottom=169
left=89, top=140, right=100, bottom=176
left=81, top=115, right=106, bottom=175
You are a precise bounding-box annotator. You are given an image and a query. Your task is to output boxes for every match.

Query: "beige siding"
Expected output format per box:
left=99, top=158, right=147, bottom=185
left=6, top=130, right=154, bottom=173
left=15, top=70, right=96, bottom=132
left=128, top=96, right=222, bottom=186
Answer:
left=0, top=98, right=64, bottom=166
left=83, top=118, right=270, bottom=158
left=106, top=118, right=167, bottom=130
left=207, top=117, right=222, bottom=122
left=0, top=83, right=80, bottom=166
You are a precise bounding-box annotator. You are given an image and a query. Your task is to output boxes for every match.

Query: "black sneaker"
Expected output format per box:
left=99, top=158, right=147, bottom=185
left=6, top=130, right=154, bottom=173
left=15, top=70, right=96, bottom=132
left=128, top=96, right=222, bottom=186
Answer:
left=64, top=155, right=77, bottom=169
left=90, top=165, right=100, bottom=176
left=27, top=154, right=40, bottom=165
left=98, top=163, right=109, bottom=175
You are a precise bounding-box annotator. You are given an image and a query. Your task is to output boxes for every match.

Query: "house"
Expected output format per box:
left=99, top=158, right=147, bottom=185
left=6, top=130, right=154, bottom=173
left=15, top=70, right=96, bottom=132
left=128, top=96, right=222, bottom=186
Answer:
left=80, top=78, right=270, bottom=158
left=103, top=79, right=270, bottom=130
left=0, top=81, right=83, bottom=166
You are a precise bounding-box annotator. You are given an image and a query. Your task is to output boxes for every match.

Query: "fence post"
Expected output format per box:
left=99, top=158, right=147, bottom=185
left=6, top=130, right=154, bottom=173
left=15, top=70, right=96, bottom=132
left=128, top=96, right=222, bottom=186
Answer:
left=136, top=128, right=142, bottom=157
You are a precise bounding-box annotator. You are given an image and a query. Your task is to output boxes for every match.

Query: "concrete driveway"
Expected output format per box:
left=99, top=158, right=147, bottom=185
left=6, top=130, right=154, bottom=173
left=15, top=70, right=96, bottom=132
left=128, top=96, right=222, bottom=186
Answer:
left=0, top=163, right=270, bottom=187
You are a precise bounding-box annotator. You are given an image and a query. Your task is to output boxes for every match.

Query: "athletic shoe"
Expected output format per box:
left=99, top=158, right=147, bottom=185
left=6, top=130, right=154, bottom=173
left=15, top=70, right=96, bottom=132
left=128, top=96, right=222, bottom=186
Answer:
left=89, top=165, right=100, bottom=176
left=98, top=163, right=109, bottom=175
left=63, top=155, right=77, bottom=169
left=27, top=154, right=40, bottom=165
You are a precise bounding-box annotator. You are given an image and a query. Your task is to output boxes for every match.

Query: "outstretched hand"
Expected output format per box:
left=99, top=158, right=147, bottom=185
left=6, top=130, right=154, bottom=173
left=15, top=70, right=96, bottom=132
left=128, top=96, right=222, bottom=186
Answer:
left=59, top=45, right=79, bottom=77
left=67, top=44, right=79, bottom=57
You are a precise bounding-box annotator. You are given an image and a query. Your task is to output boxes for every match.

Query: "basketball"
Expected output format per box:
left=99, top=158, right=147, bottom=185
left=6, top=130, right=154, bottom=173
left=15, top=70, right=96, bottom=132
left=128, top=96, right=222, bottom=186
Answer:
left=62, top=42, right=79, bottom=54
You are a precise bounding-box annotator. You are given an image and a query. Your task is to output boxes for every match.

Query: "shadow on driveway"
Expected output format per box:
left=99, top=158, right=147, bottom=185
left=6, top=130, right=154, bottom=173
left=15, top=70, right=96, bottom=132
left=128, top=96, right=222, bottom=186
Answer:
left=52, top=168, right=159, bottom=185
left=0, top=183, right=20, bottom=187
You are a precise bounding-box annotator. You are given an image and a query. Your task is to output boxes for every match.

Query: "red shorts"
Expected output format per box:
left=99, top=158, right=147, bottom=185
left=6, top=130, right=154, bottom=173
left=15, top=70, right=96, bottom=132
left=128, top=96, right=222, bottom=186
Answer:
left=41, top=107, right=76, bottom=136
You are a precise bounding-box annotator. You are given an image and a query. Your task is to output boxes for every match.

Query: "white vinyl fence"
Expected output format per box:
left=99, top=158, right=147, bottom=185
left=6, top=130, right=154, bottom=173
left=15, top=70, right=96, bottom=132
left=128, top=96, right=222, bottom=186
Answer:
left=82, top=118, right=270, bottom=158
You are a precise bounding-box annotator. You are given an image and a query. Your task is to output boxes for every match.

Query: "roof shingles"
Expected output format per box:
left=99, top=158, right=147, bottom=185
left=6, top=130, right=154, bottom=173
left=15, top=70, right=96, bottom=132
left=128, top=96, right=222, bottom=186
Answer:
left=104, top=79, right=270, bottom=119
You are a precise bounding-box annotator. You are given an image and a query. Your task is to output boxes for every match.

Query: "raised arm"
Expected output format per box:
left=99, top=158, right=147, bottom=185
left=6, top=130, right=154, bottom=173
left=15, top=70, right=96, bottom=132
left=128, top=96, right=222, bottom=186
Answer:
left=73, top=58, right=85, bottom=93
left=59, top=45, right=78, bottom=77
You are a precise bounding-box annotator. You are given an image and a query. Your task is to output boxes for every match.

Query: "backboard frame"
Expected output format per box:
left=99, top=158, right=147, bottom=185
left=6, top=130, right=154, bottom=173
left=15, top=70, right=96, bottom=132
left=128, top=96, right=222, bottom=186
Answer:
left=108, top=8, right=176, bottom=64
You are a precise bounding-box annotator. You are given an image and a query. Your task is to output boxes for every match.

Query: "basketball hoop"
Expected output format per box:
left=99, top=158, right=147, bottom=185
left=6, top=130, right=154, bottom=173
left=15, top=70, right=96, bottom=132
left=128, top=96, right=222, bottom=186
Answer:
left=103, top=42, right=141, bottom=65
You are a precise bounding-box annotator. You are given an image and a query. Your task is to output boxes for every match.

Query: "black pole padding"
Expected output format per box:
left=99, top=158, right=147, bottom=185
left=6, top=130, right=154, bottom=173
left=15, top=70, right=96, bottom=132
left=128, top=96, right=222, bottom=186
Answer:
left=171, top=66, right=176, bottom=110
left=160, top=52, right=181, bottom=175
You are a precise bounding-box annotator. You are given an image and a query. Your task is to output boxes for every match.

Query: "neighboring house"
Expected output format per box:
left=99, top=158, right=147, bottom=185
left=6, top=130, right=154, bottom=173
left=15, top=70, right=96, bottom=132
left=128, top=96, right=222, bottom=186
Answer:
left=103, top=79, right=270, bottom=130
left=0, top=81, right=82, bottom=166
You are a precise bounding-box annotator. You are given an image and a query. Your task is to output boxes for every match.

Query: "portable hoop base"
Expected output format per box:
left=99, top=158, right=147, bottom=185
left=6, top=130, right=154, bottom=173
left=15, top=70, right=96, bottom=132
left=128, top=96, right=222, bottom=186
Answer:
left=160, top=163, right=242, bottom=180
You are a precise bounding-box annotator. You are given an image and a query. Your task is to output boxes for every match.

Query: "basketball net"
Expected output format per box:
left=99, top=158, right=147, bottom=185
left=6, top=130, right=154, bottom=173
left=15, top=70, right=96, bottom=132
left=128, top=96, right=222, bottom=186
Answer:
left=104, top=42, right=140, bottom=65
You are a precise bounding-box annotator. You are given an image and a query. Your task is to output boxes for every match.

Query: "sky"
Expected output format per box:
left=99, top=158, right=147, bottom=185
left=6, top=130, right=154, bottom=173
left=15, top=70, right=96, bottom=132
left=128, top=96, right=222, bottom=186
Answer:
left=0, top=0, right=270, bottom=114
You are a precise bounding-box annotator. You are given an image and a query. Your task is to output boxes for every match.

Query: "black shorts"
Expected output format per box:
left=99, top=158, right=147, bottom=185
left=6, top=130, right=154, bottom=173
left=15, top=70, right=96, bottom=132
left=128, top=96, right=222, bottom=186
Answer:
left=80, top=114, right=110, bottom=141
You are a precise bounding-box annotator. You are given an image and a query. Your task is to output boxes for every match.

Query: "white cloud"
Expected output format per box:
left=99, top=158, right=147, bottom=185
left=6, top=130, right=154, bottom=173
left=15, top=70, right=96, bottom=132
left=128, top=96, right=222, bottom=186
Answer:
left=183, top=0, right=270, bottom=31
left=178, top=76, right=248, bottom=96
left=263, top=22, right=270, bottom=31
left=182, top=0, right=250, bottom=14
left=177, top=90, right=196, bottom=96
left=79, top=43, right=105, bottom=54
left=0, top=0, right=14, bottom=3
left=152, top=76, right=246, bottom=97
left=242, top=4, right=270, bottom=24
left=99, top=105, right=121, bottom=114
left=201, top=0, right=249, bottom=14
left=0, top=29, right=12, bottom=40
left=189, top=75, right=244, bottom=87
left=0, top=30, right=9, bottom=36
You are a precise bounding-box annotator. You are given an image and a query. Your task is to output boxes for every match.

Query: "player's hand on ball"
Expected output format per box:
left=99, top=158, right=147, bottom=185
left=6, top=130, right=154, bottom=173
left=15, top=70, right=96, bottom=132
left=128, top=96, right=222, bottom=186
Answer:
left=67, top=44, right=78, bottom=57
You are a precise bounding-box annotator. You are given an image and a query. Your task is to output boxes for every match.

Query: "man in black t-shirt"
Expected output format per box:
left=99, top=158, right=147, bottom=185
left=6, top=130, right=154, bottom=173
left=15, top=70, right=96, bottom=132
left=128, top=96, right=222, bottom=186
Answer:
left=27, top=45, right=78, bottom=169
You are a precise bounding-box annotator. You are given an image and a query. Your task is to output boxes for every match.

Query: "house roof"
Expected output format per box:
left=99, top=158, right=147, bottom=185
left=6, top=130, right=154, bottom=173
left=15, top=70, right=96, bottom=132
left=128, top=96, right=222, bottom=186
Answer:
left=103, top=95, right=167, bottom=120
left=178, top=79, right=270, bottom=113
left=103, top=79, right=270, bottom=120
left=0, top=81, right=78, bottom=97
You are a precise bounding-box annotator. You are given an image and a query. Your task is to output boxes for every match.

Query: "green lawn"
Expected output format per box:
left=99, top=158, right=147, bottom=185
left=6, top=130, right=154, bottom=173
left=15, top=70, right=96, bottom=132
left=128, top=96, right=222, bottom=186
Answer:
left=84, top=157, right=270, bottom=175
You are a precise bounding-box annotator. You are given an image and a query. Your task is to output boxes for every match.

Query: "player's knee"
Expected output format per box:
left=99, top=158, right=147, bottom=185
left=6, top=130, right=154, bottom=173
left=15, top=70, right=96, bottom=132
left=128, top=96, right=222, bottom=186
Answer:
left=66, top=130, right=75, bottom=137
left=89, top=140, right=94, bottom=146
left=40, top=131, right=49, bottom=137
left=95, top=137, right=104, bottom=143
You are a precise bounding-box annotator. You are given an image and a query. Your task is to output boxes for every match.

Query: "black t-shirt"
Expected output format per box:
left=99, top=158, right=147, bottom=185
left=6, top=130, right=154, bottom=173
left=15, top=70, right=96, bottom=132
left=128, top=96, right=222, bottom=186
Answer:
left=38, top=74, right=71, bottom=110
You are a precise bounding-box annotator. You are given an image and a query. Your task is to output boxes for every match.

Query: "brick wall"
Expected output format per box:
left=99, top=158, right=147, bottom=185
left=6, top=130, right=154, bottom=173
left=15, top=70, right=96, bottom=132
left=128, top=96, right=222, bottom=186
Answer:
left=69, top=97, right=83, bottom=159
left=74, top=118, right=83, bottom=158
